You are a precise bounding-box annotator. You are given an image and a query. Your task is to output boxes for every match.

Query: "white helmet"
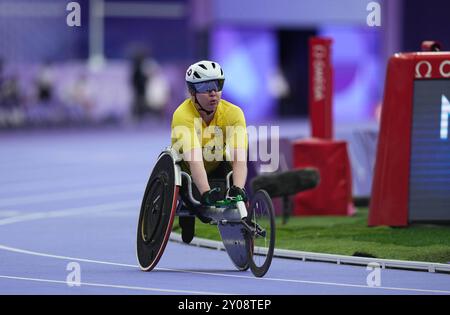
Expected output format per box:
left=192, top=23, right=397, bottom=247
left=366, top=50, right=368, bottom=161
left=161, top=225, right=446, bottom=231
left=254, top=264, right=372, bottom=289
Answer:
left=185, top=60, right=224, bottom=85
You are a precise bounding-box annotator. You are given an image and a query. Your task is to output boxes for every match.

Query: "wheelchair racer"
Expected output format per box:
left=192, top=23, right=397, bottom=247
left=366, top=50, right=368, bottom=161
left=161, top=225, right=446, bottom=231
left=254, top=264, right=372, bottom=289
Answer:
left=171, top=60, right=248, bottom=243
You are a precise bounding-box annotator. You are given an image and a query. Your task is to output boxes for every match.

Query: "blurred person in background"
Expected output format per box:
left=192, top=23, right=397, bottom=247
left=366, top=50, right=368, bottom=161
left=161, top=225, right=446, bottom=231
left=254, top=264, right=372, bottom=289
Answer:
left=130, top=52, right=148, bottom=121
left=0, top=58, right=4, bottom=96
left=145, top=62, right=170, bottom=120
left=268, top=66, right=291, bottom=108
left=130, top=49, right=168, bottom=122
left=62, top=71, right=94, bottom=124
left=0, top=58, right=25, bottom=127
left=36, top=61, right=54, bottom=103
left=28, top=61, right=62, bottom=125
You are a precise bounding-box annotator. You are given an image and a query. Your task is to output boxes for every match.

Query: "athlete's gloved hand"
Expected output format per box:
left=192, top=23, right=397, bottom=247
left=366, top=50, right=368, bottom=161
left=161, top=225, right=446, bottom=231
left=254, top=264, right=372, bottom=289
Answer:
left=200, top=187, right=222, bottom=206
left=226, top=185, right=248, bottom=202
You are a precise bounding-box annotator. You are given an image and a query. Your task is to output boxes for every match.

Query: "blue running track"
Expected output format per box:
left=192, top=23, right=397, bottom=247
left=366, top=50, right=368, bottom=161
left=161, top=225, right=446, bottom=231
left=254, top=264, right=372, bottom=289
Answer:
left=0, top=126, right=449, bottom=295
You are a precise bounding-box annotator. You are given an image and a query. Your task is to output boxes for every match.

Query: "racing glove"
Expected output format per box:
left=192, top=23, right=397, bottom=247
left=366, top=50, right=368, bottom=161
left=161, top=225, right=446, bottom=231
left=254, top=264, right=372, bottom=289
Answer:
left=226, top=185, right=248, bottom=203
left=200, top=187, right=222, bottom=206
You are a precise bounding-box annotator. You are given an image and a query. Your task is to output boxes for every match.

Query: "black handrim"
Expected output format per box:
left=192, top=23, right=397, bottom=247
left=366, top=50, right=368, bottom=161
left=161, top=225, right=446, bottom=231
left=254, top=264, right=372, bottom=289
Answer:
left=246, top=189, right=275, bottom=278
left=141, top=177, right=165, bottom=244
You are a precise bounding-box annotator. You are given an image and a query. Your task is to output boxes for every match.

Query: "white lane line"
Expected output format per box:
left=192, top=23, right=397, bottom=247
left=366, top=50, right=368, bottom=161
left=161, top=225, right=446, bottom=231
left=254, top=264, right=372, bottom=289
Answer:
left=0, top=211, right=21, bottom=218
left=0, top=178, right=144, bottom=194
left=0, top=196, right=448, bottom=294
left=1, top=244, right=449, bottom=295
left=0, top=275, right=229, bottom=295
left=0, top=244, right=137, bottom=268
left=156, top=268, right=450, bottom=295
left=0, top=200, right=138, bottom=226
left=0, top=184, right=143, bottom=207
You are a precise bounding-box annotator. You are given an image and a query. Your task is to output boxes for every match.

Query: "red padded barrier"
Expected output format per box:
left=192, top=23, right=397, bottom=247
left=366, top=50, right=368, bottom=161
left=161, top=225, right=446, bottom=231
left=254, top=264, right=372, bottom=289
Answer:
left=292, top=138, right=355, bottom=216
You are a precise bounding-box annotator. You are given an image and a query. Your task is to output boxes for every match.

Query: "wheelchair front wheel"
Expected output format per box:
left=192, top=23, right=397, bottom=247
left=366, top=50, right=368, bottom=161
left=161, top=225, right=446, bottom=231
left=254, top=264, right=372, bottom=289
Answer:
left=246, top=189, right=276, bottom=278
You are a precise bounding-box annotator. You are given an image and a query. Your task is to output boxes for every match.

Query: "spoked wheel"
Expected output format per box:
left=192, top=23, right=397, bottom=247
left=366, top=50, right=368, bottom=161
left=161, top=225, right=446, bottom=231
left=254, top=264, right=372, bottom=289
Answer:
left=246, top=189, right=276, bottom=277
left=137, top=153, right=178, bottom=271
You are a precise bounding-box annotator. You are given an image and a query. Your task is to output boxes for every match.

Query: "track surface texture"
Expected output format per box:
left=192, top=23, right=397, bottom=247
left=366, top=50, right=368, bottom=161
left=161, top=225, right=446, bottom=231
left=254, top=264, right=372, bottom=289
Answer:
left=0, top=124, right=449, bottom=295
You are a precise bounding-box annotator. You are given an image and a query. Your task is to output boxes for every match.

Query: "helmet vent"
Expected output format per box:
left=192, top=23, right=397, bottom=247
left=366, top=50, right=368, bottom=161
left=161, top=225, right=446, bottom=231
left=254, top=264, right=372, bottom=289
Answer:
left=211, top=62, right=216, bottom=69
left=193, top=71, right=201, bottom=79
left=198, top=64, right=207, bottom=70
left=220, top=69, right=223, bottom=76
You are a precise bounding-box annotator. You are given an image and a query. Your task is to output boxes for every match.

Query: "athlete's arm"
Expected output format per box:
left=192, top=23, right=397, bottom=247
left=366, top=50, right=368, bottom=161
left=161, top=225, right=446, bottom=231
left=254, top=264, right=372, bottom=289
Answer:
left=184, top=148, right=210, bottom=194
left=231, top=148, right=247, bottom=188
left=226, top=107, right=248, bottom=189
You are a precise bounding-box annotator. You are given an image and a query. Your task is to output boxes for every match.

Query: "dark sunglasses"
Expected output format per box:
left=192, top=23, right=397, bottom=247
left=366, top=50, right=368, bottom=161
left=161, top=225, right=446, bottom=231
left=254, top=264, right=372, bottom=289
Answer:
left=193, top=80, right=224, bottom=93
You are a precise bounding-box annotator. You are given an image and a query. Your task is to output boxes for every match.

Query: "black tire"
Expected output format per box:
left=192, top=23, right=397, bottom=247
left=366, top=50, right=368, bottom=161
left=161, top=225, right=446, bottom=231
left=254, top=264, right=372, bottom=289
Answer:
left=137, top=153, right=178, bottom=271
left=246, top=189, right=275, bottom=278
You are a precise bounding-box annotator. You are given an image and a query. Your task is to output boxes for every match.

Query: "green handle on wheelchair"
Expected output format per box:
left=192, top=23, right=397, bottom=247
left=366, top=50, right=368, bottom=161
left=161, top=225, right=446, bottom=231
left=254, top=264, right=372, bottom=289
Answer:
left=214, top=194, right=244, bottom=207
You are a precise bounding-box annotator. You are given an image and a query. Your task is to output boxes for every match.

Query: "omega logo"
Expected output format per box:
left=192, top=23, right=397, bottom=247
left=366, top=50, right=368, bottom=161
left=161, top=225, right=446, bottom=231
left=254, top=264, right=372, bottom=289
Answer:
left=415, top=60, right=450, bottom=78
left=439, top=60, right=450, bottom=78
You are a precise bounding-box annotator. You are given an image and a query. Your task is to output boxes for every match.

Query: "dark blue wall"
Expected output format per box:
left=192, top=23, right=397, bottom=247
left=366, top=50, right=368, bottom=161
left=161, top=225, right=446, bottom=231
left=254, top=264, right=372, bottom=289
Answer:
left=403, top=0, right=450, bottom=52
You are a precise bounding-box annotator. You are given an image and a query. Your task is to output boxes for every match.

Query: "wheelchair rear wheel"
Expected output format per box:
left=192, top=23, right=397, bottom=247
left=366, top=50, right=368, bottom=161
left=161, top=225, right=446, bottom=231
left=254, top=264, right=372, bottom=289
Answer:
left=137, top=152, right=178, bottom=271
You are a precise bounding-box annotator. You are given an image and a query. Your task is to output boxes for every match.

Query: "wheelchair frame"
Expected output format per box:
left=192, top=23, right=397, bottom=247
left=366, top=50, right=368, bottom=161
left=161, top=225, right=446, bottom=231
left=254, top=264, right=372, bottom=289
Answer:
left=136, top=147, right=275, bottom=277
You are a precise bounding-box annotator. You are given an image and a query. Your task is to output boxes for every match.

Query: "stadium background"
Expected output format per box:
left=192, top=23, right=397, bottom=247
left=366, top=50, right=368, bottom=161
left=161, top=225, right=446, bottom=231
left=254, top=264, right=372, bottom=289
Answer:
left=2, top=0, right=450, bottom=198
left=1, top=0, right=448, bottom=126
left=0, top=0, right=450, bottom=295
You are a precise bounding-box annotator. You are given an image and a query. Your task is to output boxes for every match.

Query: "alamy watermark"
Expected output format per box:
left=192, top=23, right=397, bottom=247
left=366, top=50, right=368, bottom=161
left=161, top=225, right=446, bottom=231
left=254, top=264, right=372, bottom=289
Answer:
left=66, top=2, right=381, bottom=28
left=366, top=262, right=382, bottom=287
left=171, top=119, right=280, bottom=173
left=66, top=262, right=81, bottom=287
left=66, top=2, right=81, bottom=27
left=366, top=1, right=381, bottom=27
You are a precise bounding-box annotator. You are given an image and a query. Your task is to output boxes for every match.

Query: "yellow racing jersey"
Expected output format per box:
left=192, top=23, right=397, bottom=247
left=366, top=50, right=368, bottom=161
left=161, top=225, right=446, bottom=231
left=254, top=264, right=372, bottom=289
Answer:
left=171, top=98, right=248, bottom=174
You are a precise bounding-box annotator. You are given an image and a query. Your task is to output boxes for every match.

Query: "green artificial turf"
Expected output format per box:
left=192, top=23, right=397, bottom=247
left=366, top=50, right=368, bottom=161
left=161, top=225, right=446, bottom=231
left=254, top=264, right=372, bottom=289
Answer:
left=173, top=208, right=450, bottom=263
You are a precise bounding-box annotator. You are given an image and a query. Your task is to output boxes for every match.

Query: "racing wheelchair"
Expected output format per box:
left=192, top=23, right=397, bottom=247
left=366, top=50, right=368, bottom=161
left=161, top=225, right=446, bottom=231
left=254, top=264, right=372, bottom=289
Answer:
left=136, top=147, right=276, bottom=278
